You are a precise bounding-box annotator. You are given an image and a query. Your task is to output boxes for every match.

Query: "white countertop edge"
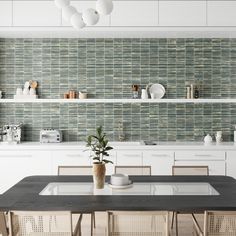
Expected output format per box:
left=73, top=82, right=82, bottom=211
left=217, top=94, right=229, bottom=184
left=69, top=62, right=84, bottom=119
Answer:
left=1, top=141, right=236, bottom=150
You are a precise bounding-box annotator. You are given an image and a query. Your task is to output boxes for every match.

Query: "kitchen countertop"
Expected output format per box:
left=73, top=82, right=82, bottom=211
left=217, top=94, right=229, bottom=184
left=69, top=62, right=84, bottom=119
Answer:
left=1, top=141, right=236, bottom=150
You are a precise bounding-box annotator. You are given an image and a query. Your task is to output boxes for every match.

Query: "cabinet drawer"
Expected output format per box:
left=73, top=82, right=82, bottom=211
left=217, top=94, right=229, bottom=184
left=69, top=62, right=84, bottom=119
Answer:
left=143, top=151, right=174, bottom=175
left=175, top=151, right=225, bottom=161
left=52, top=150, right=91, bottom=174
left=174, top=160, right=225, bottom=175
left=116, top=151, right=142, bottom=166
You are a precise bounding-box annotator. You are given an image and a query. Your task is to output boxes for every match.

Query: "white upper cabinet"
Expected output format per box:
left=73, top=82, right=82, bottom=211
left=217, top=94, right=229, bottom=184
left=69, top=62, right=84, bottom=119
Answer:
left=62, top=1, right=110, bottom=26
left=0, top=1, right=12, bottom=26
left=110, top=1, right=158, bottom=26
left=208, top=1, right=236, bottom=26
left=159, top=0, right=207, bottom=26
left=13, top=1, right=61, bottom=26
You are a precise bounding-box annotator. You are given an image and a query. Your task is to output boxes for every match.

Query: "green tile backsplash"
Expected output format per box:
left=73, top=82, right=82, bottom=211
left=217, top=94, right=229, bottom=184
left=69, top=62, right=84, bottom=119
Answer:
left=0, top=38, right=236, bottom=142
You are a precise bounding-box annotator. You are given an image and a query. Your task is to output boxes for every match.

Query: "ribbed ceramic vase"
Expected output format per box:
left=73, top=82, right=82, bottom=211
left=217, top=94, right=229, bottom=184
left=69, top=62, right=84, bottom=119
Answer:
left=93, top=163, right=106, bottom=189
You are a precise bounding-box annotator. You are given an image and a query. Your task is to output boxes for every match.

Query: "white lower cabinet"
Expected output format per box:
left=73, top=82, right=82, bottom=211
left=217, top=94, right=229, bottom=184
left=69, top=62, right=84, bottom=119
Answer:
left=52, top=150, right=91, bottom=174
left=226, top=151, right=236, bottom=179
left=174, top=160, right=225, bottom=176
left=0, top=150, right=51, bottom=194
left=116, top=151, right=142, bottom=166
left=175, top=150, right=226, bottom=175
left=143, top=151, right=174, bottom=175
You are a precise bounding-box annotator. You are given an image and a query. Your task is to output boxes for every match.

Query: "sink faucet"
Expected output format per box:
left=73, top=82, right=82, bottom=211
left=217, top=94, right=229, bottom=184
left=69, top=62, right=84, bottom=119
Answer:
left=118, top=121, right=125, bottom=141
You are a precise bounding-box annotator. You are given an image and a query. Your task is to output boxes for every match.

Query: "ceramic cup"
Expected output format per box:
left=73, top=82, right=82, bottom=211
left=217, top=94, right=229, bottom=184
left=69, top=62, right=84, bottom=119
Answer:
left=110, top=174, right=129, bottom=186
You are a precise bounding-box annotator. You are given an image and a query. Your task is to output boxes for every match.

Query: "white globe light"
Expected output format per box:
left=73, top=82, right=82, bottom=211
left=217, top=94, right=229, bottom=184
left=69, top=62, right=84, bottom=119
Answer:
left=62, top=5, right=77, bottom=22
left=54, top=0, right=70, bottom=9
left=96, top=0, right=113, bottom=15
left=71, top=12, right=85, bottom=29
left=82, top=8, right=99, bottom=25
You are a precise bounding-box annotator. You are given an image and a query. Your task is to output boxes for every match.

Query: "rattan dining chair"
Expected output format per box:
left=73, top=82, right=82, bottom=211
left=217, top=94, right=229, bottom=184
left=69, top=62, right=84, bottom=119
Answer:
left=114, top=166, right=151, bottom=175
left=0, top=212, right=8, bottom=236
left=58, top=166, right=95, bottom=236
left=107, top=211, right=169, bottom=236
left=8, top=211, right=82, bottom=236
left=192, top=210, right=236, bottom=236
left=171, top=165, right=209, bottom=236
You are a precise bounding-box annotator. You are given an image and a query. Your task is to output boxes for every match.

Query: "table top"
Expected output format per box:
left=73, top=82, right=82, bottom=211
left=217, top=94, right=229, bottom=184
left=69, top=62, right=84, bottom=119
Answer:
left=1, top=175, right=236, bottom=213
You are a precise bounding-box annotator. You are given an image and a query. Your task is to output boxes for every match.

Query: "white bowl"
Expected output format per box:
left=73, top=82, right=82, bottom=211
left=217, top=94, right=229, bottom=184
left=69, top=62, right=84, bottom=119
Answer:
left=110, top=174, right=129, bottom=186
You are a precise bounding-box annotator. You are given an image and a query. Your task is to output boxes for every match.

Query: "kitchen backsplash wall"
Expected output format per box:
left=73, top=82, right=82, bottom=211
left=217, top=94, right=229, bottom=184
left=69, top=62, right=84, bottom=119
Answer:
left=0, top=38, right=236, bottom=141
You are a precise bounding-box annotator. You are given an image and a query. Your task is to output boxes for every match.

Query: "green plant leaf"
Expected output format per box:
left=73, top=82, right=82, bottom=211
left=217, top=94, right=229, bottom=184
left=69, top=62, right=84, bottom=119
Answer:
left=103, top=159, right=113, bottom=164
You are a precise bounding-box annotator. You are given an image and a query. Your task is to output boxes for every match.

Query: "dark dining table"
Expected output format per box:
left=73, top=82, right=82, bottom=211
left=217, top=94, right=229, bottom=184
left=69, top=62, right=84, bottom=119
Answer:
left=1, top=175, right=236, bottom=213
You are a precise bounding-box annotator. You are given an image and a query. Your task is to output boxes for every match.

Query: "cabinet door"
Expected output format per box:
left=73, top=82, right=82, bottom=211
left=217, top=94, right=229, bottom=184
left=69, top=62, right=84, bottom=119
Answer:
left=175, top=150, right=225, bottom=161
left=52, top=150, right=91, bottom=174
left=13, top=1, right=61, bottom=26
left=110, top=1, right=158, bottom=26
left=174, top=160, right=225, bottom=175
left=0, top=150, right=51, bottom=194
left=159, top=1, right=206, bottom=26
left=143, top=151, right=174, bottom=175
left=208, top=1, right=236, bottom=26
left=0, top=1, right=12, bottom=26
left=62, top=1, right=110, bottom=26
left=116, top=151, right=142, bottom=166
left=226, top=151, right=236, bottom=179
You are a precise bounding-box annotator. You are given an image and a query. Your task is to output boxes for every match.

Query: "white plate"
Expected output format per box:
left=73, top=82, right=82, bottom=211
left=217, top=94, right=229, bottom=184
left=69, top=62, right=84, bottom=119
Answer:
left=149, top=83, right=165, bottom=99
left=108, top=181, right=133, bottom=189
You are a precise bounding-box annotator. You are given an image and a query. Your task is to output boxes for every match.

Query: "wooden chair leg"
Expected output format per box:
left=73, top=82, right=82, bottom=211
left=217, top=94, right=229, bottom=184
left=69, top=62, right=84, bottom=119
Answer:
left=0, top=212, right=8, bottom=236
left=74, top=214, right=83, bottom=236
left=91, top=213, right=94, bottom=236
left=92, top=212, right=96, bottom=228
left=175, top=212, right=178, bottom=236
left=171, top=211, right=175, bottom=229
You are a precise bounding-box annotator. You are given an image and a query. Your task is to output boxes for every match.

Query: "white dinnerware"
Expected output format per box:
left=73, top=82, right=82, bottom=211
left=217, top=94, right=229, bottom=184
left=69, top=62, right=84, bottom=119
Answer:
left=110, top=173, right=130, bottom=186
left=148, top=83, right=165, bottom=99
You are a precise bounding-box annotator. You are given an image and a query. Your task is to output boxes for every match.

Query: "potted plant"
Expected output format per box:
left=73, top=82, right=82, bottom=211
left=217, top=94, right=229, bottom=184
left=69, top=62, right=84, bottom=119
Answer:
left=86, top=126, right=113, bottom=189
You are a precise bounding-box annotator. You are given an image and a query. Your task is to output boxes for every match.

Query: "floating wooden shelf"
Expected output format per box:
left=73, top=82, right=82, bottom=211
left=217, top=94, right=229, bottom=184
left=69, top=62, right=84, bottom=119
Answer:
left=0, top=98, right=236, bottom=103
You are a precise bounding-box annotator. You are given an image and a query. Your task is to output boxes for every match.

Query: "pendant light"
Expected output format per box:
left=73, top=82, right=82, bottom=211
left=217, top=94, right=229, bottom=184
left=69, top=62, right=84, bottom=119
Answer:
left=55, top=0, right=113, bottom=30
left=71, top=12, right=86, bottom=29
left=62, top=5, right=77, bottom=22
left=54, top=0, right=69, bottom=9
left=82, top=8, right=99, bottom=26
left=96, top=0, right=113, bottom=15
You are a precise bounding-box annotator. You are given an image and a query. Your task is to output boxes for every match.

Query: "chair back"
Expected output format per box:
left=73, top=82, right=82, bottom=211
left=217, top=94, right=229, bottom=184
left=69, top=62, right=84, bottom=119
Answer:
left=172, top=166, right=209, bottom=176
left=58, top=166, right=92, bottom=175
left=9, top=211, right=72, bottom=236
left=114, top=166, right=151, bottom=176
left=107, top=211, right=169, bottom=236
left=204, top=211, right=236, bottom=236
